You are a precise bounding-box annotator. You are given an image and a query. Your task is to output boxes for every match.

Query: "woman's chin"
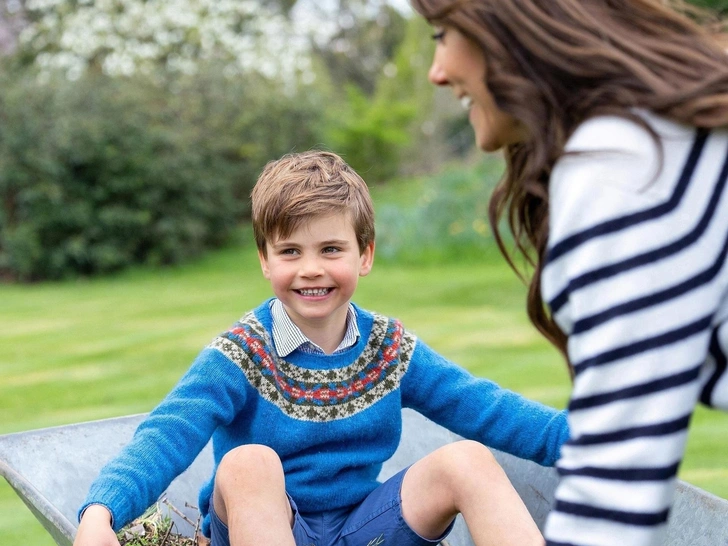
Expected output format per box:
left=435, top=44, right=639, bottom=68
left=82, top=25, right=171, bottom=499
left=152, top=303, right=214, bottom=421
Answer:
left=477, top=137, right=501, bottom=153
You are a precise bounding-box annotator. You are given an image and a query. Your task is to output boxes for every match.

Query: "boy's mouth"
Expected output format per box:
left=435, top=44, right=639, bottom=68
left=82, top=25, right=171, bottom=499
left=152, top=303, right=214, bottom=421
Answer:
left=296, top=288, right=331, bottom=296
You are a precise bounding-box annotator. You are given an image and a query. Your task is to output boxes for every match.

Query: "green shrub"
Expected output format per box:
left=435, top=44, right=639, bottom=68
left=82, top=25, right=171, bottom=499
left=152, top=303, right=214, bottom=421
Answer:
left=375, top=157, right=508, bottom=264
left=0, top=68, right=325, bottom=281
left=687, top=0, right=728, bottom=14
left=326, top=84, right=416, bottom=185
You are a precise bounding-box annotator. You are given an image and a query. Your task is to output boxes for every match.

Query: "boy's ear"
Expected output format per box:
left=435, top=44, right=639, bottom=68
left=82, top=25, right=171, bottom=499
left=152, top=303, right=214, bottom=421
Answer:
left=359, top=241, right=375, bottom=277
left=258, top=249, right=271, bottom=279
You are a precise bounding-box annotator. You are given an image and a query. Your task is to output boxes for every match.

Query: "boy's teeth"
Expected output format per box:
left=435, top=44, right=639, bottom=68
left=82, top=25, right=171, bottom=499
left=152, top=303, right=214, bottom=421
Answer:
left=461, top=96, right=473, bottom=110
left=299, top=288, right=329, bottom=296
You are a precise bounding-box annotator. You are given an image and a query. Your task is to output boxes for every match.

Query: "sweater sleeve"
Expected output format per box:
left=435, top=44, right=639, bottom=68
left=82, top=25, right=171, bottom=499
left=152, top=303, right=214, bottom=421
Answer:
left=78, top=348, right=248, bottom=531
left=541, top=115, right=728, bottom=546
left=400, top=338, right=569, bottom=467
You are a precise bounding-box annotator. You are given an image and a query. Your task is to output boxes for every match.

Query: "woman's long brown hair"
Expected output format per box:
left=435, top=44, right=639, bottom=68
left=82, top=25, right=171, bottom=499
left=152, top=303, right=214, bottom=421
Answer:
left=411, top=0, right=728, bottom=375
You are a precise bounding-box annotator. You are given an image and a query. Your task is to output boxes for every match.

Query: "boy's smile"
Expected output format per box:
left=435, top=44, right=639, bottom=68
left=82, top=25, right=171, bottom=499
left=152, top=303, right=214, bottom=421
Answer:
left=258, top=212, right=374, bottom=351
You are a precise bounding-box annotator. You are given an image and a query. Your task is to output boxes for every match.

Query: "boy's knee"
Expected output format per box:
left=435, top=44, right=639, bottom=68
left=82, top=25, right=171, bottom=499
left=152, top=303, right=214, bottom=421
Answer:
left=213, top=445, right=287, bottom=525
left=437, top=441, right=500, bottom=477
left=444, top=440, right=494, bottom=460
left=217, top=444, right=283, bottom=483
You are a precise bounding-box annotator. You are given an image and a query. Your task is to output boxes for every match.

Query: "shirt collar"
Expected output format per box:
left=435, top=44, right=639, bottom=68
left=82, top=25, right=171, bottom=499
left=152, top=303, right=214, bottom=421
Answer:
left=269, top=298, right=360, bottom=357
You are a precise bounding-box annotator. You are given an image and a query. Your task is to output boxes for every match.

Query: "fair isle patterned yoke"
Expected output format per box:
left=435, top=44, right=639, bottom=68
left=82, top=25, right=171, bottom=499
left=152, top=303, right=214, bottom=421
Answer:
left=208, top=311, right=417, bottom=422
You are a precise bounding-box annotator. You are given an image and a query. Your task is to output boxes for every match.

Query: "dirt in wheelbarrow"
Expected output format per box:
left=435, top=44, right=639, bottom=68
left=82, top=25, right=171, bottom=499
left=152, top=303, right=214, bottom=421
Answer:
left=117, top=499, right=453, bottom=546
left=117, top=500, right=209, bottom=546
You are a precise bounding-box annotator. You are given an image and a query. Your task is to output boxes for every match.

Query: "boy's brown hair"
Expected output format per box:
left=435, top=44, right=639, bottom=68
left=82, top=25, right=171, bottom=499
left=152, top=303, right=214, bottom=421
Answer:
left=251, top=150, right=375, bottom=255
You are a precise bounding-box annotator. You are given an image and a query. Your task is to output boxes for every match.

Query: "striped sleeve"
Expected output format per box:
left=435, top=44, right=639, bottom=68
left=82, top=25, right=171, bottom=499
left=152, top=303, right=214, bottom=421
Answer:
left=541, top=114, right=728, bottom=546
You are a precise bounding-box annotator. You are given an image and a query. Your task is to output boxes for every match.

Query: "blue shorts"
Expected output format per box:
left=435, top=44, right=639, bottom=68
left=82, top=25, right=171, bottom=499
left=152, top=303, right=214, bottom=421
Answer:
left=209, top=467, right=453, bottom=546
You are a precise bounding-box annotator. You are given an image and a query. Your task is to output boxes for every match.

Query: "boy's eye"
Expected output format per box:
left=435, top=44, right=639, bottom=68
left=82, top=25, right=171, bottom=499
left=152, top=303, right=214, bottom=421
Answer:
left=322, top=246, right=340, bottom=254
left=280, top=248, right=298, bottom=255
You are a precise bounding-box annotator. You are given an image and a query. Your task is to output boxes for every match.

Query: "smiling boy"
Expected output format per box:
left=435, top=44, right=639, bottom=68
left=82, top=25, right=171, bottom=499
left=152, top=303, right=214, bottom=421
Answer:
left=73, top=151, right=568, bottom=546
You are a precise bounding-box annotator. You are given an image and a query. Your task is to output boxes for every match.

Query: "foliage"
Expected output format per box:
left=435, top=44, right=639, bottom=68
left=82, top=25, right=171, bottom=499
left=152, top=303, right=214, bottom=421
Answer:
left=687, top=0, right=728, bottom=14
left=0, top=67, right=325, bottom=281
left=14, top=0, right=311, bottom=83
left=117, top=501, right=199, bottom=546
left=374, top=15, right=461, bottom=173
left=323, top=15, right=436, bottom=184
left=375, top=156, right=506, bottom=264
left=326, top=83, right=416, bottom=184
left=0, top=0, right=470, bottom=280
left=310, top=2, right=407, bottom=96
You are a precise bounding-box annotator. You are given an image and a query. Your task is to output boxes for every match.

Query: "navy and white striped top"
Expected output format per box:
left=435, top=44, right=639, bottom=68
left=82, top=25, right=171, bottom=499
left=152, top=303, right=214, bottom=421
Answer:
left=541, top=111, right=728, bottom=546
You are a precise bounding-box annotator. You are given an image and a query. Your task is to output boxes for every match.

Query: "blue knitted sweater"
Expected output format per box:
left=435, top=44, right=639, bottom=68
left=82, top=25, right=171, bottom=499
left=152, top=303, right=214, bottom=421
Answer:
left=80, top=300, right=568, bottom=537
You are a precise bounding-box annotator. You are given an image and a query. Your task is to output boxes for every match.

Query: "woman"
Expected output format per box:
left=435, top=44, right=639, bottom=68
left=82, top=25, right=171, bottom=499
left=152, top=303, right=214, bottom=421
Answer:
left=409, top=0, right=728, bottom=545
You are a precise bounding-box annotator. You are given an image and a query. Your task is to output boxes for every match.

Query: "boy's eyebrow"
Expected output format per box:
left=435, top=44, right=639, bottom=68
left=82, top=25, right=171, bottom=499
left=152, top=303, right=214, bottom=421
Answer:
left=270, top=238, right=351, bottom=247
left=268, top=240, right=297, bottom=249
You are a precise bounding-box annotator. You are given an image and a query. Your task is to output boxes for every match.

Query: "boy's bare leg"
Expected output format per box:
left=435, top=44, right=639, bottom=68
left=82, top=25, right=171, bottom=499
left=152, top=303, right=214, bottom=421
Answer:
left=400, top=440, right=544, bottom=546
left=213, top=445, right=296, bottom=546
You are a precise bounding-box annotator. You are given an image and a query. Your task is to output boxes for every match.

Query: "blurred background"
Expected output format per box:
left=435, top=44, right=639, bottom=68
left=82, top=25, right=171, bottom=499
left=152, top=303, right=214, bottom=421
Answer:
left=1, top=0, right=727, bottom=543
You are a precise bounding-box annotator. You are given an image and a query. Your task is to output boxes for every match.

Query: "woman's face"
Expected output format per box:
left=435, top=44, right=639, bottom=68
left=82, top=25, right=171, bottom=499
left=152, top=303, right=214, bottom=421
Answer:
left=428, top=25, right=524, bottom=152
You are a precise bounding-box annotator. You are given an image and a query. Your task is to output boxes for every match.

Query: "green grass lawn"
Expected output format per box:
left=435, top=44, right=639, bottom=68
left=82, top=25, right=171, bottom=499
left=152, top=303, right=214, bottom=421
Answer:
left=2, top=235, right=727, bottom=544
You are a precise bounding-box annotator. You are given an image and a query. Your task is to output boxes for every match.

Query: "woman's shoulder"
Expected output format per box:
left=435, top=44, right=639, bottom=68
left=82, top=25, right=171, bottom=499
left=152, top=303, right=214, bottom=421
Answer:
left=553, top=111, right=702, bottom=201
left=565, top=110, right=695, bottom=154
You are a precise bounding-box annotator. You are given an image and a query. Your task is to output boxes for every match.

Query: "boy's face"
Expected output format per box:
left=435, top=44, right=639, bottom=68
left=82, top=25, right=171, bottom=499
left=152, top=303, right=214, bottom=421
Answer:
left=258, top=212, right=374, bottom=331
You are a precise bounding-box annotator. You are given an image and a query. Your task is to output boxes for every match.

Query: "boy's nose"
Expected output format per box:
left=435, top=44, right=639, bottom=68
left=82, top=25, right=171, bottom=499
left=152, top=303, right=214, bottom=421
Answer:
left=299, top=257, right=324, bottom=277
left=428, top=61, right=449, bottom=86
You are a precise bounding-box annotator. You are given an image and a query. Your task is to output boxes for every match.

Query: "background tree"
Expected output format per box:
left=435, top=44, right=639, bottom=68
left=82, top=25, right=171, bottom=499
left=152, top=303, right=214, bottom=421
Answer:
left=307, top=0, right=407, bottom=95
left=12, top=0, right=310, bottom=82
left=0, top=0, right=329, bottom=281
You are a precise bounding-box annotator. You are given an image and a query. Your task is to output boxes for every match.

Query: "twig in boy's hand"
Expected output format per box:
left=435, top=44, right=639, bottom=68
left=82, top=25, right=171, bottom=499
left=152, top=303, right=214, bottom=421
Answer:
left=117, top=500, right=201, bottom=546
left=161, top=497, right=197, bottom=528
left=193, top=514, right=201, bottom=544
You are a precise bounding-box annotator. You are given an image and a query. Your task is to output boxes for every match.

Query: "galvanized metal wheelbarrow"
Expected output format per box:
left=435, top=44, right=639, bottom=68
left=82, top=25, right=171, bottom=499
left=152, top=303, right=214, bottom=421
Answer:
left=1, top=409, right=727, bottom=546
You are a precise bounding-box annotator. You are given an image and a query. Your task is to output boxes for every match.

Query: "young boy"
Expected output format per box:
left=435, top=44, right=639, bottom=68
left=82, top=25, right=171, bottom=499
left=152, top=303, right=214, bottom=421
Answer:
left=73, top=151, right=568, bottom=546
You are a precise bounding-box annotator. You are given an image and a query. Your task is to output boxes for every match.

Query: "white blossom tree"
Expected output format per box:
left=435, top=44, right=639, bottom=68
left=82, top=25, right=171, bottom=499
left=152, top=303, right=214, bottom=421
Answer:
left=16, top=0, right=313, bottom=82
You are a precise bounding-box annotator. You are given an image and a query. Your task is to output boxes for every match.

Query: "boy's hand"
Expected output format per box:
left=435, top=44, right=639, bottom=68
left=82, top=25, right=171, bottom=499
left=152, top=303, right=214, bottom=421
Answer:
left=73, top=504, right=120, bottom=546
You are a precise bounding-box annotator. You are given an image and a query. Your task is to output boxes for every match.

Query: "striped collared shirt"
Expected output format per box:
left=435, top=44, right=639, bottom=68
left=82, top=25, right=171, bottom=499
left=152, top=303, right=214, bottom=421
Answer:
left=269, top=298, right=360, bottom=357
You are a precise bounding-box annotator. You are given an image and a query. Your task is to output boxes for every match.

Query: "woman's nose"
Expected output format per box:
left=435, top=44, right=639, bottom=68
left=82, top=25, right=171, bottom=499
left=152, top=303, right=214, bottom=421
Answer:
left=428, top=61, right=449, bottom=86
